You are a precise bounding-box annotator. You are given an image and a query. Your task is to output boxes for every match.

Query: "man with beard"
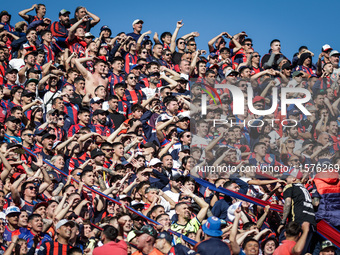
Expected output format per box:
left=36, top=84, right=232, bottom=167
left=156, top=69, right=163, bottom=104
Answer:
left=156, top=96, right=179, bottom=123
left=37, top=219, right=74, bottom=254
left=51, top=9, right=71, bottom=47
left=92, top=109, right=113, bottom=137
left=42, top=74, right=61, bottom=112
left=39, top=133, right=56, bottom=160
left=107, top=95, right=126, bottom=129
left=19, top=214, right=52, bottom=249
left=170, top=186, right=209, bottom=236
left=161, top=154, right=175, bottom=178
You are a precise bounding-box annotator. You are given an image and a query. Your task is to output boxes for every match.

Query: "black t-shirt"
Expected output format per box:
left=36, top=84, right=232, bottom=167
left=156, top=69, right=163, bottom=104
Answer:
left=108, top=112, right=125, bottom=129
left=283, top=183, right=316, bottom=225
left=172, top=51, right=183, bottom=65
left=69, top=18, right=92, bottom=32
left=70, top=93, right=83, bottom=108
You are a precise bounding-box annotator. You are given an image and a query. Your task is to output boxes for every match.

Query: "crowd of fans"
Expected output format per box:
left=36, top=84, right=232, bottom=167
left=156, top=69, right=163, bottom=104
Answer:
left=0, top=3, right=339, bottom=255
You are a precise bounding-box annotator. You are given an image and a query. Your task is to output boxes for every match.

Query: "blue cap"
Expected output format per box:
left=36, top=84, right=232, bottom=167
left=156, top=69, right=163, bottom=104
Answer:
left=288, top=109, right=299, bottom=116
left=209, top=53, right=218, bottom=58
left=131, top=64, right=142, bottom=70
left=202, top=216, right=223, bottom=237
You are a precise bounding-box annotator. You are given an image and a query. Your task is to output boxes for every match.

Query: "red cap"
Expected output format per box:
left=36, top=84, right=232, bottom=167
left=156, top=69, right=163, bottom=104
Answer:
left=252, top=96, right=265, bottom=104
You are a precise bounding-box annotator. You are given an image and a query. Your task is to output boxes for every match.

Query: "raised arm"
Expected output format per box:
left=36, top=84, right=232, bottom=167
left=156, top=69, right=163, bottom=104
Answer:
left=136, top=31, right=152, bottom=51
left=170, top=20, right=184, bottom=53
left=84, top=8, right=100, bottom=27
left=74, top=57, right=93, bottom=79
left=18, top=4, right=37, bottom=21
left=181, top=186, right=209, bottom=222
left=68, top=16, right=89, bottom=41
left=208, top=32, right=227, bottom=53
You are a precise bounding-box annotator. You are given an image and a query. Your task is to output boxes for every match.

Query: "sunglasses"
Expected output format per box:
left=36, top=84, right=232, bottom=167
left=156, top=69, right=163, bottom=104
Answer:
left=129, top=77, right=137, bottom=80
left=0, top=222, right=5, bottom=226
left=141, top=51, right=147, bottom=54
left=180, top=196, right=190, bottom=200
left=165, top=92, right=172, bottom=96
left=245, top=43, right=253, bottom=46
left=24, top=134, right=34, bottom=137
left=289, top=159, right=299, bottom=162
left=185, top=135, right=191, bottom=138
left=287, top=140, right=295, bottom=143
left=58, top=117, right=65, bottom=121
left=253, top=55, right=261, bottom=58
left=26, top=186, right=37, bottom=191
left=50, top=112, right=57, bottom=116
left=102, top=148, right=113, bottom=152
left=188, top=44, right=196, bottom=46
left=179, top=42, right=185, bottom=45
left=165, top=53, right=171, bottom=56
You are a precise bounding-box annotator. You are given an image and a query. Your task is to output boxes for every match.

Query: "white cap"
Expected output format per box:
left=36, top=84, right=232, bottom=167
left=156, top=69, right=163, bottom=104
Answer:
left=322, top=44, right=332, bottom=52
left=56, top=219, right=73, bottom=230
left=132, top=19, right=144, bottom=26
left=225, top=69, right=239, bottom=77
left=5, top=206, right=20, bottom=216
left=85, top=32, right=95, bottom=38
left=149, top=158, right=162, bottom=166
left=227, top=202, right=242, bottom=221
left=330, top=50, right=340, bottom=58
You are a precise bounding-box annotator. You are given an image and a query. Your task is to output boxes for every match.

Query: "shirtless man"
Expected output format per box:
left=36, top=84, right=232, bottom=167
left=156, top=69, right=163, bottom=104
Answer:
left=74, top=57, right=108, bottom=97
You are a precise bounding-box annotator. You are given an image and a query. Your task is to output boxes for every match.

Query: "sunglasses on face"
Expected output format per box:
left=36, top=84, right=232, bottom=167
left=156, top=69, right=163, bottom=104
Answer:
left=165, top=92, right=172, bottom=96
left=185, top=135, right=191, bottom=138
left=58, top=117, right=65, bottom=121
left=129, top=77, right=137, bottom=80
left=287, top=140, right=295, bottom=143
left=188, top=44, right=196, bottom=46
left=165, top=53, right=171, bottom=56
left=245, top=43, right=253, bottom=46
left=24, top=134, right=34, bottom=137
left=180, top=196, right=190, bottom=200
left=26, top=186, right=37, bottom=191
left=253, top=55, right=261, bottom=58
left=102, top=148, right=113, bottom=152
left=178, top=42, right=185, bottom=45
left=141, top=51, right=147, bottom=54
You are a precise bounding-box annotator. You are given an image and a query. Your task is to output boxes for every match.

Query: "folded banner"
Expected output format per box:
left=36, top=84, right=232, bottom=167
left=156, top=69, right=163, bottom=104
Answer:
left=193, top=176, right=283, bottom=212
left=10, top=137, right=197, bottom=246
left=193, top=176, right=340, bottom=248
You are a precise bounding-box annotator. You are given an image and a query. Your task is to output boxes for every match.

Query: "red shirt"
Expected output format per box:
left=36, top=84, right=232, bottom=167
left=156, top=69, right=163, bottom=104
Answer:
left=273, top=240, right=296, bottom=255
left=93, top=240, right=127, bottom=255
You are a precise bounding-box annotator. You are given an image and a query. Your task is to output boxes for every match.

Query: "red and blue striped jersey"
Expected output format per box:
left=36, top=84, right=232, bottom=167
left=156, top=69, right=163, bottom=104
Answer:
left=68, top=123, right=85, bottom=137
left=118, top=101, right=129, bottom=118
left=42, top=44, right=55, bottom=63
left=108, top=73, right=125, bottom=95
left=63, top=100, right=79, bottom=125
left=37, top=241, right=73, bottom=255
left=92, top=124, right=114, bottom=137
left=124, top=53, right=138, bottom=74
left=122, top=89, right=146, bottom=106
left=50, top=21, right=68, bottom=39
left=66, top=37, right=86, bottom=58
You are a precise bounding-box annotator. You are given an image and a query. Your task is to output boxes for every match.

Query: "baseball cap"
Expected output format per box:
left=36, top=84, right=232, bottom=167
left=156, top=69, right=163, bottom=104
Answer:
left=5, top=206, right=20, bottom=216
left=329, top=50, right=340, bottom=58
left=56, top=219, right=74, bottom=230
left=132, top=19, right=144, bottom=26
left=288, top=109, right=299, bottom=116
left=225, top=69, right=239, bottom=77
left=22, top=90, right=36, bottom=98
left=202, top=216, right=223, bottom=237
left=27, top=68, right=41, bottom=74
left=131, top=64, right=143, bottom=70
left=252, top=96, right=265, bottom=104
left=118, top=195, right=132, bottom=201
left=135, top=224, right=157, bottom=238
left=85, top=32, right=95, bottom=39
left=321, top=240, right=336, bottom=251
left=59, top=9, right=70, bottom=16
left=292, top=71, right=303, bottom=77
left=227, top=202, right=242, bottom=221
left=5, top=67, right=18, bottom=74
left=91, top=148, right=105, bottom=158
left=90, top=97, right=104, bottom=104
left=100, top=25, right=112, bottom=33
left=24, top=51, right=38, bottom=58
left=42, top=133, right=56, bottom=141
left=157, top=231, right=172, bottom=243
left=149, top=158, right=162, bottom=166
left=322, top=44, right=333, bottom=52
left=25, top=78, right=39, bottom=86
left=209, top=53, right=218, bottom=58
left=93, top=109, right=108, bottom=116
left=6, top=116, right=21, bottom=123
left=20, top=43, right=34, bottom=51
left=33, top=202, right=48, bottom=212
left=281, top=62, right=292, bottom=70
